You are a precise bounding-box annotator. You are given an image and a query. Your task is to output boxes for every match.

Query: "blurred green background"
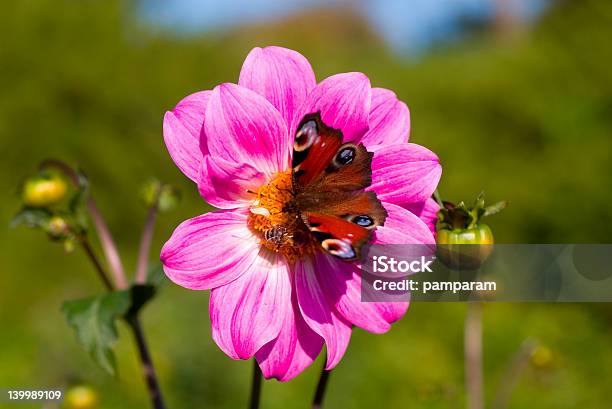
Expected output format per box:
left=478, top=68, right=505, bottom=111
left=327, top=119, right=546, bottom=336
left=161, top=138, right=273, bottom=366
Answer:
left=1, top=0, right=612, bottom=408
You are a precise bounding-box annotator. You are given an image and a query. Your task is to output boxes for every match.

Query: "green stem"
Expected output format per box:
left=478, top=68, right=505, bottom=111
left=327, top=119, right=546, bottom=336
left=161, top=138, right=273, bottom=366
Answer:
left=135, top=199, right=159, bottom=284
left=80, top=237, right=114, bottom=291
left=40, top=158, right=128, bottom=288
left=492, top=339, right=538, bottom=409
left=86, top=198, right=129, bottom=289
left=465, top=302, right=484, bottom=409
left=41, top=159, right=166, bottom=409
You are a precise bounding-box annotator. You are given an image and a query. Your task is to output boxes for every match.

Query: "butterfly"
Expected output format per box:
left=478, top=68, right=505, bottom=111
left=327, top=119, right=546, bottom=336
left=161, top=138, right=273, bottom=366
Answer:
left=279, top=112, right=388, bottom=261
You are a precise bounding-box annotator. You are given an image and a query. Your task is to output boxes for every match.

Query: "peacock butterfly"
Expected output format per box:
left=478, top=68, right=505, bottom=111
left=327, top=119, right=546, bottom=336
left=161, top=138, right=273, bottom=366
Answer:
left=287, top=112, right=387, bottom=261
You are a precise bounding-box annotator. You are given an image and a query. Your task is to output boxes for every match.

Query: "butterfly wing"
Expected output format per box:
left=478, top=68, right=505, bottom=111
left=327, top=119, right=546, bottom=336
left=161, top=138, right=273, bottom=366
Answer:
left=292, top=112, right=343, bottom=187
left=300, top=191, right=388, bottom=261
left=302, top=213, right=371, bottom=261
left=298, top=191, right=387, bottom=227
left=291, top=112, right=388, bottom=261
left=292, top=113, right=374, bottom=192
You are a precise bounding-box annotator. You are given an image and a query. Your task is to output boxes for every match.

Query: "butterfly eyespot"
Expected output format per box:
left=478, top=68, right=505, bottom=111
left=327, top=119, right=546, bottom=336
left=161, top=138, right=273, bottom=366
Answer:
left=351, top=215, right=374, bottom=227
left=322, top=238, right=356, bottom=260
left=294, top=120, right=318, bottom=152
left=334, top=146, right=356, bottom=166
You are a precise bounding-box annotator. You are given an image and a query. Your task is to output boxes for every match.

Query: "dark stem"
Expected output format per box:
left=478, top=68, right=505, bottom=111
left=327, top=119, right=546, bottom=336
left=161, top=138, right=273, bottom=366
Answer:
left=312, top=365, right=331, bottom=409
left=127, top=316, right=166, bottom=409
left=80, top=238, right=114, bottom=291
left=249, top=359, right=263, bottom=409
left=80, top=234, right=167, bottom=409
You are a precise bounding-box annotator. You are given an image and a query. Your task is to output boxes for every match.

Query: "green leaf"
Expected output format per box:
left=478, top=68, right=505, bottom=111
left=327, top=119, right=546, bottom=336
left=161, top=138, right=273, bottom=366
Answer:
left=474, top=191, right=485, bottom=208
left=61, top=284, right=159, bottom=375
left=146, top=261, right=167, bottom=287
left=10, top=207, right=52, bottom=229
left=62, top=291, right=131, bottom=376
left=69, top=169, right=90, bottom=231
left=484, top=200, right=509, bottom=217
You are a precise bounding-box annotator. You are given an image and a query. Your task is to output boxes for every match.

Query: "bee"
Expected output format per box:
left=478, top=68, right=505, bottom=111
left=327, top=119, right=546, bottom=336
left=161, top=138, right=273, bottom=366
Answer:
left=263, top=225, right=290, bottom=249
left=263, top=223, right=311, bottom=251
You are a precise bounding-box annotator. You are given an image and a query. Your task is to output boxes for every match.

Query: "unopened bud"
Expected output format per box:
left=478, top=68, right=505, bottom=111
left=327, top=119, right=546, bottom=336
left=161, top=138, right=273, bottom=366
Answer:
left=63, top=238, right=76, bottom=253
left=64, top=384, right=99, bottom=409
left=140, top=179, right=162, bottom=207
left=435, top=192, right=507, bottom=271
left=140, top=179, right=180, bottom=212
left=157, top=185, right=180, bottom=212
left=22, top=173, right=68, bottom=208
left=47, top=216, right=70, bottom=238
left=530, top=345, right=554, bottom=368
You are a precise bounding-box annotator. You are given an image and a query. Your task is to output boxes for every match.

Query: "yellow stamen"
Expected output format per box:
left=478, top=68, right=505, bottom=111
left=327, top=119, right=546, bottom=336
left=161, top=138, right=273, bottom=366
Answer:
left=247, top=170, right=317, bottom=263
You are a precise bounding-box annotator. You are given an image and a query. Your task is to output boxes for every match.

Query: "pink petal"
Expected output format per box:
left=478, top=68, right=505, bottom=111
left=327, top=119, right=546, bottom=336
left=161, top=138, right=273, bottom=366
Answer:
left=292, top=72, right=371, bottom=143
left=239, top=46, right=316, bottom=129
left=375, top=202, right=436, bottom=245
left=360, top=88, right=410, bottom=149
left=369, top=143, right=442, bottom=205
left=161, top=208, right=260, bottom=290
left=366, top=202, right=434, bottom=322
left=313, top=253, right=391, bottom=334
left=404, top=198, right=440, bottom=236
left=198, top=156, right=266, bottom=209
left=210, top=251, right=292, bottom=360
left=256, top=285, right=324, bottom=381
left=295, top=257, right=352, bottom=370
left=371, top=302, right=409, bottom=324
left=204, top=83, right=290, bottom=177
left=163, top=90, right=210, bottom=182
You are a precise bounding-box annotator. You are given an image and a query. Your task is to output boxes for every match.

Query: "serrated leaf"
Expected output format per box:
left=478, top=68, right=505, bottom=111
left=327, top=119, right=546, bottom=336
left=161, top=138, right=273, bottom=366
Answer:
left=62, top=291, right=131, bottom=376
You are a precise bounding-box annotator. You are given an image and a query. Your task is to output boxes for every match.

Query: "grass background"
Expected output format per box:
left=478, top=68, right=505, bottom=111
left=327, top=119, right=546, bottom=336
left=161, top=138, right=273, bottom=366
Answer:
left=1, top=0, right=612, bottom=408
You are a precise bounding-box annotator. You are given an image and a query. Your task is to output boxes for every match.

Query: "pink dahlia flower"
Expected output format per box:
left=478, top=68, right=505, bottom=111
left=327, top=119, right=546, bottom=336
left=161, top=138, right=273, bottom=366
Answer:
left=161, top=46, right=441, bottom=381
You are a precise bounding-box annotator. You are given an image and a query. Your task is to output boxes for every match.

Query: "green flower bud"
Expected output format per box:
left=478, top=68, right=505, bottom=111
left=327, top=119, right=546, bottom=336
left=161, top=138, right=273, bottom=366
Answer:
left=63, top=238, right=76, bottom=253
left=157, top=185, right=181, bottom=212
left=22, top=173, right=68, bottom=208
left=530, top=345, right=554, bottom=369
left=140, top=178, right=162, bottom=207
left=435, top=192, right=507, bottom=270
left=47, top=216, right=70, bottom=238
left=140, top=178, right=180, bottom=212
left=63, top=385, right=99, bottom=409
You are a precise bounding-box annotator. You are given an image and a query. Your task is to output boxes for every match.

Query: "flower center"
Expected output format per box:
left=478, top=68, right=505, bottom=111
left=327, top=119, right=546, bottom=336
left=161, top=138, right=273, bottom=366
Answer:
left=247, top=170, right=317, bottom=263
